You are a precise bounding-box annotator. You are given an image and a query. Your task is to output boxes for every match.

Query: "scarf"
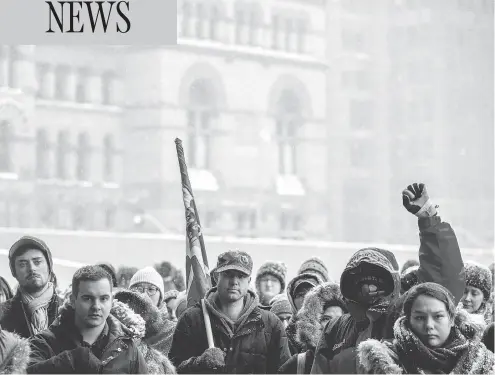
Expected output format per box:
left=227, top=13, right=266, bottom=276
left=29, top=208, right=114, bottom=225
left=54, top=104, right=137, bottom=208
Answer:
left=21, top=282, right=54, bottom=335
left=394, top=316, right=469, bottom=374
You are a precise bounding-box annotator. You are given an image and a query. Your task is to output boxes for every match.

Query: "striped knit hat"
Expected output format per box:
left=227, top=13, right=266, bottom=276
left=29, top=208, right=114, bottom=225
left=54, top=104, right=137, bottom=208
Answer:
left=298, top=257, right=329, bottom=283
left=270, top=294, right=292, bottom=317
left=256, top=261, right=288, bottom=293
left=129, top=267, right=165, bottom=305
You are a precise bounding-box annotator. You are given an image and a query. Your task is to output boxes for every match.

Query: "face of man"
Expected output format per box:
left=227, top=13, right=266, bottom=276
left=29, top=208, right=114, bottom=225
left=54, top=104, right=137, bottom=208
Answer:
left=259, top=275, right=281, bottom=304
left=72, top=279, right=113, bottom=330
left=294, top=283, right=314, bottom=312
left=217, top=270, right=251, bottom=303
left=14, top=249, right=50, bottom=294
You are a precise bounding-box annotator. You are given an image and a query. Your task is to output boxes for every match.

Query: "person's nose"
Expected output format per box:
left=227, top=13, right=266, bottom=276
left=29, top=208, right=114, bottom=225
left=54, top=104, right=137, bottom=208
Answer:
left=425, top=316, right=435, bottom=331
left=463, top=292, right=472, bottom=302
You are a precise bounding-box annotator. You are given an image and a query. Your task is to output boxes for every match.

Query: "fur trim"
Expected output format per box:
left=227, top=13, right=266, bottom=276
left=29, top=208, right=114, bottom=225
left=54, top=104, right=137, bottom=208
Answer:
left=138, top=342, right=176, bottom=374
left=0, top=330, right=31, bottom=374
left=296, top=282, right=346, bottom=349
left=455, top=307, right=487, bottom=340
left=357, top=339, right=403, bottom=374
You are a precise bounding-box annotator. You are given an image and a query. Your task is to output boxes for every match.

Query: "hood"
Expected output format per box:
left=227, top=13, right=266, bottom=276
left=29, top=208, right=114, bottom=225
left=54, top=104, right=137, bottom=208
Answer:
left=286, top=273, right=323, bottom=314
left=0, top=330, right=31, bottom=374
left=0, top=277, right=13, bottom=300
left=340, top=248, right=400, bottom=321
left=296, top=282, right=347, bottom=349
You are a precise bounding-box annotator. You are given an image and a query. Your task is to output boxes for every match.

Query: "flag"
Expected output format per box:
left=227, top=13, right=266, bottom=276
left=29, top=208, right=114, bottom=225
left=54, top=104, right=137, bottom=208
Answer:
left=175, top=138, right=211, bottom=307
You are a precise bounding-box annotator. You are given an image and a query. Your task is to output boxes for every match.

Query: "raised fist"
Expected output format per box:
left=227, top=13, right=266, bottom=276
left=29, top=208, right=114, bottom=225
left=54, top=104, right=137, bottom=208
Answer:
left=402, top=183, right=437, bottom=218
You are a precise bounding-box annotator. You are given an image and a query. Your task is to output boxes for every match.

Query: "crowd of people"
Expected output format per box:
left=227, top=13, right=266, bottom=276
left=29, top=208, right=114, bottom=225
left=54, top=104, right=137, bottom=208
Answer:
left=0, top=182, right=493, bottom=374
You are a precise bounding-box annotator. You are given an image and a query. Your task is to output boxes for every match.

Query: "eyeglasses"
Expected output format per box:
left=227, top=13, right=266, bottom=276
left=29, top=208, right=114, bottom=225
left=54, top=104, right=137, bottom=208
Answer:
left=131, top=286, right=159, bottom=296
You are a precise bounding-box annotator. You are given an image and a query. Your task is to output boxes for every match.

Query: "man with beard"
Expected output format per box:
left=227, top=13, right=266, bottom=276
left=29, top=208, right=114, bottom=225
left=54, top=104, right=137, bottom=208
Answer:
left=27, top=265, right=147, bottom=373
left=0, top=236, right=61, bottom=338
left=310, top=183, right=465, bottom=373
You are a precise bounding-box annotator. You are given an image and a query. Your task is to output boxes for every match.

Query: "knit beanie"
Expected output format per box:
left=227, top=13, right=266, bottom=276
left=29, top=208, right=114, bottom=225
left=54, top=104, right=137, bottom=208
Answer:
left=129, top=267, right=165, bottom=304
left=256, top=261, right=288, bottom=293
left=9, top=236, right=53, bottom=278
left=298, top=257, right=329, bottom=283
left=270, top=295, right=292, bottom=317
left=464, top=261, right=493, bottom=301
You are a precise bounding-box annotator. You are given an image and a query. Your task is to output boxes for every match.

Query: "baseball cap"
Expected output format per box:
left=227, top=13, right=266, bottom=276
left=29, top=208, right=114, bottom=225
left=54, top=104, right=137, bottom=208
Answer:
left=214, top=250, right=253, bottom=276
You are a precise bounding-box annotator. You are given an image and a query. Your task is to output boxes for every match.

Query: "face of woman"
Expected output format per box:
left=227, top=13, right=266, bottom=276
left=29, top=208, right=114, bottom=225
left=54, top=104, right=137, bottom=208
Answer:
left=409, top=294, right=453, bottom=348
left=461, top=286, right=484, bottom=313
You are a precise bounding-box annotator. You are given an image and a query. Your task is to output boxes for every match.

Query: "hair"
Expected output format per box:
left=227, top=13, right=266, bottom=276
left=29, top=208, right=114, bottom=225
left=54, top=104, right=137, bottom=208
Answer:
left=72, top=265, right=113, bottom=298
left=403, top=282, right=456, bottom=321
left=96, top=263, right=118, bottom=287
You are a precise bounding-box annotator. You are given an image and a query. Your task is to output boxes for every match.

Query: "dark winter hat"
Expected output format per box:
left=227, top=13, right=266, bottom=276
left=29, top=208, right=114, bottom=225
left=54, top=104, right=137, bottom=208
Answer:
left=96, top=262, right=118, bottom=287
left=464, top=261, right=493, bottom=301
left=214, top=250, right=253, bottom=276
left=298, top=257, right=329, bottom=282
left=256, top=261, right=288, bottom=291
left=9, top=236, right=53, bottom=278
left=400, top=259, right=419, bottom=276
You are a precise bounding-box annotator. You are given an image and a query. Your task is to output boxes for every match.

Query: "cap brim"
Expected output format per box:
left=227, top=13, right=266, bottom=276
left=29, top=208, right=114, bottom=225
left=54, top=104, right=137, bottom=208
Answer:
left=214, top=265, right=251, bottom=276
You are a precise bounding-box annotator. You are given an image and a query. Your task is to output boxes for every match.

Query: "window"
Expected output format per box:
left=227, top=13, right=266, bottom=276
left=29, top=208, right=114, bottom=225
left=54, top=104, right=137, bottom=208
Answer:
left=295, top=19, right=307, bottom=53
left=104, top=206, right=116, bottom=229
left=75, top=68, right=88, bottom=103
left=182, top=1, right=192, bottom=37
left=195, top=3, right=205, bottom=38
left=275, top=90, right=301, bottom=175
left=0, top=120, right=11, bottom=172
left=36, top=128, right=49, bottom=178
left=349, top=139, right=373, bottom=168
left=56, top=130, right=69, bottom=179
left=101, top=71, right=114, bottom=105
left=272, top=15, right=280, bottom=49
left=280, top=212, right=302, bottom=234
left=349, top=100, right=373, bottom=130
left=6, top=47, right=17, bottom=89
left=72, top=205, right=85, bottom=230
left=39, top=203, right=55, bottom=227
left=187, top=79, right=215, bottom=169
left=209, top=6, right=219, bottom=41
left=103, top=134, right=115, bottom=181
left=36, top=63, right=50, bottom=98
left=76, top=132, right=90, bottom=181
left=236, top=9, right=246, bottom=44
left=54, top=65, right=70, bottom=100
left=236, top=210, right=256, bottom=232
left=342, top=29, right=364, bottom=51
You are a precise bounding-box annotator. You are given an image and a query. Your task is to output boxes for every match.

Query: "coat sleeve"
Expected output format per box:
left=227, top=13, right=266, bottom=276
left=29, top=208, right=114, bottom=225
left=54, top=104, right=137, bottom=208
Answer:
left=268, top=316, right=291, bottom=373
left=310, top=318, right=339, bottom=374
left=416, top=216, right=465, bottom=304
left=168, top=312, right=202, bottom=374
left=132, top=342, right=149, bottom=374
left=27, top=335, right=75, bottom=374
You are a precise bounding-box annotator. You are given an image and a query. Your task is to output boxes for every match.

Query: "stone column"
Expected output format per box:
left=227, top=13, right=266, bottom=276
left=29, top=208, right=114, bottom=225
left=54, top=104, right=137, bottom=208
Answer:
left=86, top=68, right=102, bottom=104
left=0, top=45, right=9, bottom=87
left=13, top=45, right=36, bottom=94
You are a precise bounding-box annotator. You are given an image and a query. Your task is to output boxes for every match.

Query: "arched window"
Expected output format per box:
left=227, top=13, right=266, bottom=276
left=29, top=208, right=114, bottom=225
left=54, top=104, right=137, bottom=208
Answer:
left=275, top=90, right=301, bottom=175
left=56, top=130, right=69, bottom=179
left=187, top=79, right=216, bottom=169
left=76, top=132, right=90, bottom=181
left=36, top=128, right=49, bottom=178
left=103, top=134, right=115, bottom=181
left=0, top=120, right=11, bottom=172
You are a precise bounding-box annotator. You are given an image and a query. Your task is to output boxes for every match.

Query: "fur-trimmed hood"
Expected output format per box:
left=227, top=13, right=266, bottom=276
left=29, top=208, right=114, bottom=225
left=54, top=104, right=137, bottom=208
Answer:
left=0, top=330, right=31, bottom=374
left=296, top=282, right=347, bottom=349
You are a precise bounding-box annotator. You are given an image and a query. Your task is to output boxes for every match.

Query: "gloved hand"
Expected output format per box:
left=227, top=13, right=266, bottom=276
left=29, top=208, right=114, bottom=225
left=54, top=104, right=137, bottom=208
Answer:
left=70, top=346, right=102, bottom=374
left=402, top=183, right=438, bottom=218
left=194, top=347, right=226, bottom=371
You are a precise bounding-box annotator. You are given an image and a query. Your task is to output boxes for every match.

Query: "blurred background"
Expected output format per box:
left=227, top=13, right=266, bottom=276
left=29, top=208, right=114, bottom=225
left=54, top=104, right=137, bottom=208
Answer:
left=0, top=0, right=493, bottom=290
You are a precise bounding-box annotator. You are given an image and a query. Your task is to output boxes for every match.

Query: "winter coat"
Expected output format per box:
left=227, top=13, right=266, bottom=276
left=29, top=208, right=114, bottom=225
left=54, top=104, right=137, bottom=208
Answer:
left=169, top=287, right=291, bottom=374
left=0, top=329, right=31, bottom=374
left=0, top=290, right=61, bottom=339
left=310, top=216, right=465, bottom=374
left=279, top=282, right=345, bottom=374
left=357, top=309, right=495, bottom=374
left=285, top=274, right=324, bottom=356
left=27, top=304, right=148, bottom=374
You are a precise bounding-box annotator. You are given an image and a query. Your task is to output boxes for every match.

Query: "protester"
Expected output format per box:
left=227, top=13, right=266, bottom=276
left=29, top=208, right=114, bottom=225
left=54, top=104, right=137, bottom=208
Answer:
left=129, top=266, right=165, bottom=309
left=357, top=282, right=494, bottom=374
left=113, top=290, right=176, bottom=372
left=163, top=289, right=180, bottom=321
left=483, top=322, right=494, bottom=353
left=285, top=273, right=323, bottom=355
left=0, top=276, right=13, bottom=303
left=27, top=265, right=148, bottom=373
left=256, top=261, right=287, bottom=310
left=298, top=258, right=330, bottom=283
left=169, top=250, right=290, bottom=373
left=0, top=236, right=61, bottom=338
left=270, top=294, right=293, bottom=329
left=459, top=261, right=493, bottom=327
left=311, top=183, right=465, bottom=373
left=279, top=282, right=347, bottom=374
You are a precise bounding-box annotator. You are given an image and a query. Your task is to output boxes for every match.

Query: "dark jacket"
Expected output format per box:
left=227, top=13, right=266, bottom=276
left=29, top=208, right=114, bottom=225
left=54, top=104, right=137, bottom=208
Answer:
left=278, top=350, right=314, bottom=374
left=27, top=305, right=148, bottom=374
left=311, top=216, right=465, bottom=374
left=169, top=288, right=291, bottom=374
left=0, top=290, right=61, bottom=338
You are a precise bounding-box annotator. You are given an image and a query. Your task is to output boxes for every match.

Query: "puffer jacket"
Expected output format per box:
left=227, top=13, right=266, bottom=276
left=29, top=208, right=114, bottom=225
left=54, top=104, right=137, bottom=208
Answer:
left=310, top=216, right=465, bottom=374
left=169, top=287, right=291, bottom=373
left=0, top=290, right=61, bottom=339
left=285, top=274, right=324, bottom=355
left=0, top=329, right=31, bottom=373
left=357, top=309, right=494, bottom=374
left=27, top=303, right=147, bottom=374
left=278, top=282, right=346, bottom=374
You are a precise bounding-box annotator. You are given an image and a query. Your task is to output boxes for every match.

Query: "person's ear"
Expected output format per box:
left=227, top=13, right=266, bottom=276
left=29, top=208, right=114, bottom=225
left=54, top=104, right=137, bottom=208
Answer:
left=69, top=293, right=75, bottom=307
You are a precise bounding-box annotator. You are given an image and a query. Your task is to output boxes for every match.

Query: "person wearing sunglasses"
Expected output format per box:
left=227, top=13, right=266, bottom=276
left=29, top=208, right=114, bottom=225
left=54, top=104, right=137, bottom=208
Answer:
left=129, top=267, right=165, bottom=308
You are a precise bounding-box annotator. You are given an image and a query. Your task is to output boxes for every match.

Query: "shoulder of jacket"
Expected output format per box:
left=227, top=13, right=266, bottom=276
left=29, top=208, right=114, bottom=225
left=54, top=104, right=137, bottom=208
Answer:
left=356, top=339, right=402, bottom=374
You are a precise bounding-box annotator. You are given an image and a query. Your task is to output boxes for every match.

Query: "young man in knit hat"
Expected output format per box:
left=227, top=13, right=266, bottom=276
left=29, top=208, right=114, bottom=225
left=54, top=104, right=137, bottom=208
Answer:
left=169, top=250, right=290, bottom=373
left=298, top=257, right=329, bottom=283
left=0, top=236, right=62, bottom=338
left=129, top=266, right=165, bottom=309
left=255, top=261, right=287, bottom=309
